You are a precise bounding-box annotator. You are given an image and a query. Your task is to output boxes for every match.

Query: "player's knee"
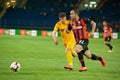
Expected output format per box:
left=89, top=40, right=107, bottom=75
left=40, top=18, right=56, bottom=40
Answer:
left=85, top=50, right=92, bottom=59
left=104, top=42, right=107, bottom=44
left=75, top=48, right=82, bottom=53
left=85, top=54, right=91, bottom=59
left=75, top=49, right=79, bottom=53
left=104, top=42, right=109, bottom=45
left=86, top=56, right=91, bottom=59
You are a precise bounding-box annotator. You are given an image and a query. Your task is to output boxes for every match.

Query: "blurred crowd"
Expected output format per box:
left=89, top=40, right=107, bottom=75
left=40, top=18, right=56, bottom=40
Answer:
left=97, top=21, right=120, bottom=32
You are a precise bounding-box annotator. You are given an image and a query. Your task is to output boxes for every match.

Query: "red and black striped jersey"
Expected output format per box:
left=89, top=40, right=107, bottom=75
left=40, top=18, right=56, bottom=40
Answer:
left=103, top=25, right=112, bottom=33
left=68, top=18, right=92, bottom=43
left=102, top=25, right=112, bottom=38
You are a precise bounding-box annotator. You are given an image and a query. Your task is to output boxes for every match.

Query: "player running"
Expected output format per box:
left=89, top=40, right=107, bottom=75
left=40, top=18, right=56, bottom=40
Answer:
left=102, top=21, right=113, bottom=52
left=65, top=9, right=106, bottom=72
left=52, top=12, right=77, bottom=70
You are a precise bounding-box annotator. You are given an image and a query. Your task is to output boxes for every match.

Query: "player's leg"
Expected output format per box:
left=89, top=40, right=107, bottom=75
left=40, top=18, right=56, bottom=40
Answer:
left=64, top=47, right=73, bottom=70
left=75, top=40, right=95, bottom=71
left=75, top=44, right=85, bottom=67
left=74, top=40, right=87, bottom=72
left=104, top=37, right=113, bottom=52
left=70, top=39, right=77, bottom=57
left=78, top=50, right=87, bottom=72
left=64, top=40, right=76, bottom=70
left=84, top=50, right=106, bottom=67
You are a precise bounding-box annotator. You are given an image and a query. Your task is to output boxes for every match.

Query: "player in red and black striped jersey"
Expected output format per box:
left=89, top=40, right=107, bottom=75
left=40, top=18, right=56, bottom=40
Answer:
left=102, top=21, right=113, bottom=52
left=65, top=9, right=106, bottom=72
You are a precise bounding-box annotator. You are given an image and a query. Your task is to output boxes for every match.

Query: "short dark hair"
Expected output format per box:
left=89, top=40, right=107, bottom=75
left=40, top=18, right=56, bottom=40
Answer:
left=71, top=9, right=80, bottom=15
left=58, top=12, right=66, bottom=18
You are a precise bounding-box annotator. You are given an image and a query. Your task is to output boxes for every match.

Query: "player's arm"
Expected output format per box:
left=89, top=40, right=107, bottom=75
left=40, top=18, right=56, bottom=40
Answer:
left=84, top=18, right=96, bottom=37
left=108, top=24, right=113, bottom=32
left=109, top=27, right=112, bottom=32
left=65, top=24, right=72, bottom=34
left=90, top=21, right=96, bottom=33
left=52, top=24, right=59, bottom=45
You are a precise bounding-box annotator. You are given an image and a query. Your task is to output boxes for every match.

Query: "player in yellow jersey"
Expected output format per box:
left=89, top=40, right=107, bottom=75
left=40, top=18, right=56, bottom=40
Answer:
left=52, top=12, right=77, bottom=70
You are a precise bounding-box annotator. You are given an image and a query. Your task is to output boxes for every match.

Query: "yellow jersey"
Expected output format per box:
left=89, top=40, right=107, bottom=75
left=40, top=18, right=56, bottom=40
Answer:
left=54, top=20, right=75, bottom=44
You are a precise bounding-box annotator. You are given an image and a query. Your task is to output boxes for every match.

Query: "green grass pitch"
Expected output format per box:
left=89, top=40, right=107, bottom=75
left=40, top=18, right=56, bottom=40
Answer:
left=0, top=35, right=120, bottom=80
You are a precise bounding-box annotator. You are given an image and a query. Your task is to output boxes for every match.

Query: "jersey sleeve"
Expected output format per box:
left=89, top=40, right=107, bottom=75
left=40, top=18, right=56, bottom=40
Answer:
left=53, top=23, right=59, bottom=31
left=83, top=18, right=93, bottom=24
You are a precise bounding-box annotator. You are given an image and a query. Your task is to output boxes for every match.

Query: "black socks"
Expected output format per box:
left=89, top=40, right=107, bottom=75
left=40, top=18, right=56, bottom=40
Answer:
left=78, top=50, right=85, bottom=67
left=91, top=54, right=102, bottom=61
left=78, top=50, right=102, bottom=67
left=106, top=44, right=113, bottom=50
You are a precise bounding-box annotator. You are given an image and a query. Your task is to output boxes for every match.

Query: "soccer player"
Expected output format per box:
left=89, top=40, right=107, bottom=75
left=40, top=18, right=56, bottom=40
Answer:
left=52, top=12, right=77, bottom=70
left=65, top=9, right=106, bottom=72
left=102, top=21, right=113, bottom=52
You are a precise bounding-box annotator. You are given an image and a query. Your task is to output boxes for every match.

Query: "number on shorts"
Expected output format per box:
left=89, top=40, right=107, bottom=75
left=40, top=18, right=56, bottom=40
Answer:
left=79, top=40, right=84, bottom=44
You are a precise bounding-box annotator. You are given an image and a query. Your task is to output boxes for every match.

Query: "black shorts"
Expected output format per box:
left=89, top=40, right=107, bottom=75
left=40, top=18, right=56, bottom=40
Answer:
left=76, top=39, right=89, bottom=51
left=105, top=37, right=111, bottom=42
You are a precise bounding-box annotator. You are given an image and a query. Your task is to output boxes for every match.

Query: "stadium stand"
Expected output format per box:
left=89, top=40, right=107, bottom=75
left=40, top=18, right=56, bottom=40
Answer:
left=0, top=0, right=120, bottom=32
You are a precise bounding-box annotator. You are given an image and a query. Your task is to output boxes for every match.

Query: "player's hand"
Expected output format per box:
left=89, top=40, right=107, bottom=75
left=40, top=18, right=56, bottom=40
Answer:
left=89, top=32, right=94, bottom=38
left=54, top=39, right=58, bottom=45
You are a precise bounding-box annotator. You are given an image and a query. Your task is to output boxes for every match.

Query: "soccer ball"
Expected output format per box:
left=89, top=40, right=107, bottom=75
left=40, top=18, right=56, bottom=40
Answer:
left=10, top=62, right=20, bottom=72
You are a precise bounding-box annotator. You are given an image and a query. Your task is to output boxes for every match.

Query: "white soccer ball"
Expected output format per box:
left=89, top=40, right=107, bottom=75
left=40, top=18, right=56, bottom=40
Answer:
left=10, top=62, right=20, bottom=72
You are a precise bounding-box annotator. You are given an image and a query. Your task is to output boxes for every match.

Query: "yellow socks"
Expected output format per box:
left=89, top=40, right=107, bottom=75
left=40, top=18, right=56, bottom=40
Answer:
left=66, top=50, right=73, bottom=66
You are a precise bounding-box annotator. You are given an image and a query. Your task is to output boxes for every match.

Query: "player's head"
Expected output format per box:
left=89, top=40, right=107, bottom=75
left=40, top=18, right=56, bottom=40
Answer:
left=103, top=21, right=107, bottom=26
left=70, top=9, right=79, bottom=20
left=58, top=12, right=66, bottom=23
